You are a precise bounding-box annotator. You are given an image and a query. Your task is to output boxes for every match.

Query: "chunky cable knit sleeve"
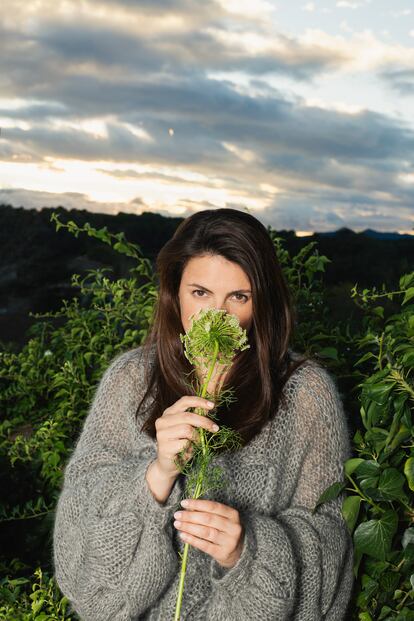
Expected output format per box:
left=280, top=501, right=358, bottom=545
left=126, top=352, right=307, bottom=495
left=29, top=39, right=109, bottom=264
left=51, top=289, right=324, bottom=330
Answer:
left=204, top=362, right=354, bottom=621
left=52, top=348, right=182, bottom=621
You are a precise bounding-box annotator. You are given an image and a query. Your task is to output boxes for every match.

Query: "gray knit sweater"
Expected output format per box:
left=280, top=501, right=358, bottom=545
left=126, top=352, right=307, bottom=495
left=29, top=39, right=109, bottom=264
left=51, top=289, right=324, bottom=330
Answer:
left=52, top=344, right=355, bottom=620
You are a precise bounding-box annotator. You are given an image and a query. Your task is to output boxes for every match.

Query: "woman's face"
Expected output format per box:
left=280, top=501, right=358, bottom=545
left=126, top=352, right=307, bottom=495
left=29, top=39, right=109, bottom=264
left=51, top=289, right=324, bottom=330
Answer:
left=178, top=254, right=253, bottom=334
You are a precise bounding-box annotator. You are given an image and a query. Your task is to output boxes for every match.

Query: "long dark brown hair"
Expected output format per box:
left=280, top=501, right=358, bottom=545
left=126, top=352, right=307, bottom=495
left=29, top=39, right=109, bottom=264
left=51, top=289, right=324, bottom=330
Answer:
left=137, top=208, right=310, bottom=447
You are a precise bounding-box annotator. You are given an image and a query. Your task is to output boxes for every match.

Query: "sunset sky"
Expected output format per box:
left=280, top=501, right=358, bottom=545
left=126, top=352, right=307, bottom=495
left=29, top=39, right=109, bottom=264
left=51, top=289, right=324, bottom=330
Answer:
left=1, top=0, right=414, bottom=234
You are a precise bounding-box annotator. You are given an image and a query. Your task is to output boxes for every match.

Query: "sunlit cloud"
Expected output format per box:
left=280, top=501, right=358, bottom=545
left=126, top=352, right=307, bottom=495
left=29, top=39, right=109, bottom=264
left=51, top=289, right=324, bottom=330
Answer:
left=299, top=29, right=414, bottom=73
left=336, top=1, right=361, bottom=8
left=221, top=142, right=259, bottom=163
left=49, top=118, right=109, bottom=139
left=336, top=0, right=371, bottom=8
left=216, top=0, right=275, bottom=19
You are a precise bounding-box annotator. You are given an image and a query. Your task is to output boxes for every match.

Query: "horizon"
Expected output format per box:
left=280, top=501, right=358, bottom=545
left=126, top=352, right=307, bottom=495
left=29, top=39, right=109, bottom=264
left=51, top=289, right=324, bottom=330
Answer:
left=2, top=201, right=413, bottom=238
left=1, top=1, right=414, bottom=234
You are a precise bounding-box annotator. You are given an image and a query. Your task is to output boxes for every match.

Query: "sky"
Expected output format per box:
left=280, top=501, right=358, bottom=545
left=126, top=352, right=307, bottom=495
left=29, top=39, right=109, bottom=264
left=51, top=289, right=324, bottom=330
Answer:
left=1, top=0, right=414, bottom=234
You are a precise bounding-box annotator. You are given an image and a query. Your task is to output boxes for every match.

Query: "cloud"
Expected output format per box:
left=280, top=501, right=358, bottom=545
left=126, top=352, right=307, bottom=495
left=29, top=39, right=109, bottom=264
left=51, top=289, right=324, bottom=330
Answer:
left=336, top=0, right=372, bottom=8
left=3, top=185, right=412, bottom=235
left=303, top=2, right=315, bottom=12
left=4, top=8, right=414, bottom=106
left=2, top=63, right=414, bottom=227
left=3, top=72, right=414, bottom=166
left=1, top=0, right=413, bottom=234
left=381, top=68, right=414, bottom=96
left=0, top=187, right=151, bottom=215
left=0, top=11, right=349, bottom=103
left=299, top=29, right=414, bottom=74
left=336, top=1, right=361, bottom=8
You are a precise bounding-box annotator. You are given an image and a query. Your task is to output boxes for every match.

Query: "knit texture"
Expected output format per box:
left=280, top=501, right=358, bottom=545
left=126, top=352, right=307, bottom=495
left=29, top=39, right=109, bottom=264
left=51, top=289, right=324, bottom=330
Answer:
left=52, top=344, right=355, bottom=620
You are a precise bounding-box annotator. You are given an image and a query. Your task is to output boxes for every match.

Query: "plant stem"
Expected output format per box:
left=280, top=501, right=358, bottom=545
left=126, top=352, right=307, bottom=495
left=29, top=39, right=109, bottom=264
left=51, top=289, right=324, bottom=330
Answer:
left=345, top=474, right=386, bottom=513
left=174, top=340, right=219, bottom=621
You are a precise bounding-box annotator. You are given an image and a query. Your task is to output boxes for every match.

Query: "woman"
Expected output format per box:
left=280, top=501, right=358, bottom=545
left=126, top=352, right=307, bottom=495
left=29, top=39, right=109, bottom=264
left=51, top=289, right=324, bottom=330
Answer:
left=53, top=208, right=354, bottom=620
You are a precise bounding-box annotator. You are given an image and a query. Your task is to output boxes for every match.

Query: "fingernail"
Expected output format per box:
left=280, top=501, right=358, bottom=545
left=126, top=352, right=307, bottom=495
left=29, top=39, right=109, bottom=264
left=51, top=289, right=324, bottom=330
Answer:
left=207, top=401, right=215, bottom=407
left=181, top=499, right=190, bottom=507
left=212, top=424, right=219, bottom=431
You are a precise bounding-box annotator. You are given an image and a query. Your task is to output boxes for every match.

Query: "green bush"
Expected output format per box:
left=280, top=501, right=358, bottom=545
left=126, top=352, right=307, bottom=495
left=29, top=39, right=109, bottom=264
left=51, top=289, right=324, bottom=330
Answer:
left=0, top=213, right=413, bottom=619
left=0, top=565, right=72, bottom=620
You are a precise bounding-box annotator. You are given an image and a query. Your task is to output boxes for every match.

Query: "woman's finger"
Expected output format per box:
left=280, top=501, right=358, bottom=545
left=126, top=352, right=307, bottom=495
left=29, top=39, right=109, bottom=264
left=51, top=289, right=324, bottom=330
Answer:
left=175, top=520, right=224, bottom=545
left=174, top=510, right=230, bottom=534
left=165, top=396, right=214, bottom=415
left=178, top=498, right=240, bottom=521
left=159, top=412, right=218, bottom=433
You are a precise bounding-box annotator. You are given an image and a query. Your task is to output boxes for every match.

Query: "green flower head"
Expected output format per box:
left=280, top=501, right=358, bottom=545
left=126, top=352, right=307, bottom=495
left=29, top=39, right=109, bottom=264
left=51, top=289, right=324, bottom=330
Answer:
left=179, top=307, right=250, bottom=367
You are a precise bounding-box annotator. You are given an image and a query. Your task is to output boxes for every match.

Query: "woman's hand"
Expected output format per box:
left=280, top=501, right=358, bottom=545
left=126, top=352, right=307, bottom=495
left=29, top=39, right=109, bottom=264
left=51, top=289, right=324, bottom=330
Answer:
left=173, top=498, right=245, bottom=569
left=154, top=396, right=219, bottom=479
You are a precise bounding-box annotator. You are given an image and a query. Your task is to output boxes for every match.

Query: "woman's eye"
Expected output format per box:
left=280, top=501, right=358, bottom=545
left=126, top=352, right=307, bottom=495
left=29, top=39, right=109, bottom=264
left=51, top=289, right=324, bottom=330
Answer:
left=192, top=290, right=248, bottom=303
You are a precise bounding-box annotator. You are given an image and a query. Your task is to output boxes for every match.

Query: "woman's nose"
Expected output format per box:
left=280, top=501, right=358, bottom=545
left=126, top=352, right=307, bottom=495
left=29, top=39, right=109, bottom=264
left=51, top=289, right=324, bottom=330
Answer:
left=209, top=302, right=228, bottom=313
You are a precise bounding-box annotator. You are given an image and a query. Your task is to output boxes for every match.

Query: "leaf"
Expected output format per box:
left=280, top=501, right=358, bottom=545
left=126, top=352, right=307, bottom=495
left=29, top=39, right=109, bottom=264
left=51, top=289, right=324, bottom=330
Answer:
left=316, top=347, right=339, bottom=361
left=402, top=351, right=414, bottom=368
left=402, top=527, right=414, bottom=550
left=366, top=381, right=396, bottom=406
left=355, top=460, right=381, bottom=479
left=389, top=425, right=411, bottom=451
left=402, top=287, right=414, bottom=306
left=96, top=226, right=111, bottom=243
left=83, top=352, right=94, bottom=365
left=365, top=427, right=389, bottom=453
left=6, top=577, right=30, bottom=586
left=345, top=458, right=365, bottom=477
left=355, top=351, right=378, bottom=366
left=31, top=597, right=45, bottom=613
left=372, top=306, right=384, bottom=318
left=354, top=510, right=398, bottom=561
left=359, top=475, right=380, bottom=498
left=364, top=400, right=386, bottom=430
left=404, top=457, right=414, bottom=492
left=113, top=241, right=131, bottom=255
left=312, top=481, right=345, bottom=513
left=378, top=606, right=394, bottom=620
left=399, top=273, right=414, bottom=290
left=342, top=495, right=362, bottom=533
left=376, top=468, right=406, bottom=502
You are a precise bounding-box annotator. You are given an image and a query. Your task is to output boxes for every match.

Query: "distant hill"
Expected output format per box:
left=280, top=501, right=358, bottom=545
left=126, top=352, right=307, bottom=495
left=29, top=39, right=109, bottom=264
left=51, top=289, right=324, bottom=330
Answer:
left=0, top=203, right=413, bottom=347
left=316, top=226, right=414, bottom=240
left=360, top=228, right=414, bottom=240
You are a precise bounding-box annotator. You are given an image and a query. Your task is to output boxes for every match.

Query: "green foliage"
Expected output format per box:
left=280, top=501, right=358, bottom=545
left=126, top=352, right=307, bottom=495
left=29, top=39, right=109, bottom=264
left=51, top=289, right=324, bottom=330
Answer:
left=268, top=228, right=347, bottom=367
left=0, top=566, right=79, bottom=620
left=0, top=213, right=157, bottom=506
left=0, top=214, right=413, bottom=619
left=0, top=214, right=159, bottom=613
left=311, top=273, right=414, bottom=619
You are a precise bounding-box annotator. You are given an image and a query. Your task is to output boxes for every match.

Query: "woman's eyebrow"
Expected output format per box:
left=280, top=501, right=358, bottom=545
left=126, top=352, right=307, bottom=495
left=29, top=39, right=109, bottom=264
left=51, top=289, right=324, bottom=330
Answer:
left=187, top=282, right=252, bottom=294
